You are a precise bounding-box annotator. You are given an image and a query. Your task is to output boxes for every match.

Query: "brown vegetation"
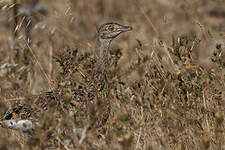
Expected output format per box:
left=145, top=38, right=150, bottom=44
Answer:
left=0, top=0, right=224, bottom=149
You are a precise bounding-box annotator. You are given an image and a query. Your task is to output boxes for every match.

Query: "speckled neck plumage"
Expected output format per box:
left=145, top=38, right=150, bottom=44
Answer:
left=97, top=38, right=112, bottom=73
left=96, top=22, right=132, bottom=73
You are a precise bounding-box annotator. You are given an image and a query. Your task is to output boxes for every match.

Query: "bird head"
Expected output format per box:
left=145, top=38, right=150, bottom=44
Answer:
left=98, top=22, right=132, bottom=40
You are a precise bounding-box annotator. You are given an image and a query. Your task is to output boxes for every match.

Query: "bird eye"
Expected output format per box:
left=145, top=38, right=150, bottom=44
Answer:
left=108, top=26, right=114, bottom=31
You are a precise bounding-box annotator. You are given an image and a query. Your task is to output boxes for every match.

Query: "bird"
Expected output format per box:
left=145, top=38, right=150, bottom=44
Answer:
left=88, top=22, right=132, bottom=126
left=93, top=22, right=132, bottom=92
left=0, top=22, right=133, bottom=131
left=96, top=22, right=132, bottom=73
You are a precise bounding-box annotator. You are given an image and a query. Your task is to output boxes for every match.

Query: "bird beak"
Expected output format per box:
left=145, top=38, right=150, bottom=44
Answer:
left=120, top=25, right=132, bottom=32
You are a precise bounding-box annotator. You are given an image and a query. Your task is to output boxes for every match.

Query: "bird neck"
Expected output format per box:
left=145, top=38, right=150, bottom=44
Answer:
left=97, top=37, right=112, bottom=72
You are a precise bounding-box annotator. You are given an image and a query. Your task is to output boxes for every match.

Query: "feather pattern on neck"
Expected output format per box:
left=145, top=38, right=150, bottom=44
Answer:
left=97, top=38, right=112, bottom=73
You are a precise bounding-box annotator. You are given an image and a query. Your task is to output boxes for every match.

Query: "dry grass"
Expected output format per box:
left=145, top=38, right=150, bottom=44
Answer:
left=0, top=0, right=224, bottom=149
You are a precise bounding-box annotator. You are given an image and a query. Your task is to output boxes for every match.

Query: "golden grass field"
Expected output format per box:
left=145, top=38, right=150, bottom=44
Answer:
left=0, top=0, right=224, bottom=149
